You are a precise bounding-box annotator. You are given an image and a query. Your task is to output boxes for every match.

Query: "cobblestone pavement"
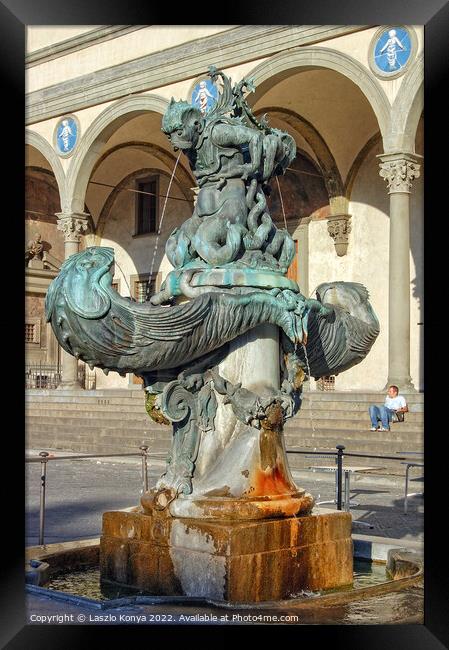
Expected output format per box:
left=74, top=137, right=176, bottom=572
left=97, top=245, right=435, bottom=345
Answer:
left=25, top=450, right=424, bottom=546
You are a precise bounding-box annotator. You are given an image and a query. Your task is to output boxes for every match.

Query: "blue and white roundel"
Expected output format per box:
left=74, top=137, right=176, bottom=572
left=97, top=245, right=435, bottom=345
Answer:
left=55, top=116, right=78, bottom=155
left=191, top=79, right=218, bottom=116
left=373, top=27, right=412, bottom=74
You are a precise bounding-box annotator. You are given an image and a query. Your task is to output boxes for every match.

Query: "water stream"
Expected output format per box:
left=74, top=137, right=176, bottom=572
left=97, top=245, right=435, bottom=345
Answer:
left=113, top=259, right=134, bottom=299
left=301, top=343, right=317, bottom=437
left=276, top=172, right=317, bottom=442
left=146, top=151, right=182, bottom=300
left=275, top=175, right=288, bottom=229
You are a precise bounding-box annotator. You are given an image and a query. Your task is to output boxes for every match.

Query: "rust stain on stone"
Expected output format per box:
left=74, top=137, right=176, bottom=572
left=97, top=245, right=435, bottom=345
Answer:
left=251, top=463, right=293, bottom=496
left=259, top=402, right=284, bottom=471
left=141, top=487, right=177, bottom=514
left=100, top=509, right=353, bottom=601
left=260, top=402, right=284, bottom=434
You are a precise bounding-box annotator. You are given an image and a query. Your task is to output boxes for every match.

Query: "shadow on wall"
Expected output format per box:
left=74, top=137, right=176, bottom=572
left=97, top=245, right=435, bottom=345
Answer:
left=267, top=152, right=330, bottom=224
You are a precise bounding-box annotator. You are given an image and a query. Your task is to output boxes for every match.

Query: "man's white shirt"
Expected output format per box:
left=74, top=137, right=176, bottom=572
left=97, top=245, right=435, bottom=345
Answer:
left=385, top=395, right=407, bottom=410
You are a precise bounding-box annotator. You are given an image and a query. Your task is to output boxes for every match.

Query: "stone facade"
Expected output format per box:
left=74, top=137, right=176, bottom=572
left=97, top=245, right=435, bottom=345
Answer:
left=25, top=25, right=424, bottom=392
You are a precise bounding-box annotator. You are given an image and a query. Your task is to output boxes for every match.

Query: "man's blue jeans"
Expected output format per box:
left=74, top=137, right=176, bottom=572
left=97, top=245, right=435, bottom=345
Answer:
left=369, top=405, right=394, bottom=429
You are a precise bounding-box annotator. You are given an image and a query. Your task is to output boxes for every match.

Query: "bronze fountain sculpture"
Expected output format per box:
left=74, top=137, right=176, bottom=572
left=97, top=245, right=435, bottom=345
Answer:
left=46, top=67, right=379, bottom=601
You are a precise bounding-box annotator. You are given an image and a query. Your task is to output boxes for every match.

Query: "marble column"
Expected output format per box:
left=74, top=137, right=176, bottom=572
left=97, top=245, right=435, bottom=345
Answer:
left=55, top=212, right=90, bottom=389
left=378, top=153, right=421, bottom=391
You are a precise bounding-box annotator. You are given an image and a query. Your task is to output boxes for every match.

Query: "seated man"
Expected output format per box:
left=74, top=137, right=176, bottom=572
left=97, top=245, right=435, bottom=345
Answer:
left=369, top=385, right=408, bottom=431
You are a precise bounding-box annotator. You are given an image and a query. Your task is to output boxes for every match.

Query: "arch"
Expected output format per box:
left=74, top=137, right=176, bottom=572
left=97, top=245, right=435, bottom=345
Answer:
left=254, top=106, right=344, bottom=198
left=246, top=47, right=391, bottom=145
left=345, top=131, right=382, bottom=200
left=26, top=165, right=60, bottom=186
left=90, top=141, right=194, bottom=198
left=388, top=53, right=424, bottom=153
left=25, top=166, right=61, bottom=216
left=294, top=146, right=326, bottom=176
left=95, top=166, right=193, bottom=241
left=65, top=94, right=170, bottom=214
left=25, top=129, right=66, bottom=207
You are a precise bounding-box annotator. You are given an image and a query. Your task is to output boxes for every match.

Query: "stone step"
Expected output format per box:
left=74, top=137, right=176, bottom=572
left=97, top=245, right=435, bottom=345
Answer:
left=25, top=415, right=163, bottom=431
left=294, top=400, right=424, bottom=414
left=25, top=390, right=145, bottom=406
left=25, top=406, right=151, bottom=418
left=25, top=434, right=415, bottom=475
left=293, top=410, right=424, bottom=423
left=25, top=389, right=144, bottom=398
left=26, top=419, right=422, bottom=450
left=25, top=403, right=425, bottom=423
left=25, top=389, right=424, bottom=403
left=26, top=401, right=424, bottom=418
left=285, top=428, right=423, bottom=445
left=25, top=424, right=169, bottom=444
left=26, top=430, right=170, bottom=451
left=25, top=428, right=422, bottom=452
left=25, top=437, right=169, bottom=457
left=299, top=391, right=424, bottom=402
left=25, top=415, right=423, bottom=439
left=286, top=417, right=423, bottom=431
left=26, top=435, right=411, bottom=473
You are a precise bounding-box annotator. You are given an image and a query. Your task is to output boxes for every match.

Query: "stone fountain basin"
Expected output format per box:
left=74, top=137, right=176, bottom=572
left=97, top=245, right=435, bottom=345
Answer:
left=25, top=534, right=423, bottom=615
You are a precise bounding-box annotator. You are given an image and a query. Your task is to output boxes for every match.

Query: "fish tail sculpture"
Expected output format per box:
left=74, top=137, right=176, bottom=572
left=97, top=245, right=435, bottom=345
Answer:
left=46, top=247, right=379, bottom=383
left=45, top=247, right=315, bottom=377
left=281, top=281, right=380, bottom=378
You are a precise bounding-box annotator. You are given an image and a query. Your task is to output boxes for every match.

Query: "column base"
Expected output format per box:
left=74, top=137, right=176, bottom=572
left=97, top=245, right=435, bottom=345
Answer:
left=384, top=377, right=416, bottom=392
left=56, top=381, right=83, bottom=390
left=100, top=507, right=353, bottom=602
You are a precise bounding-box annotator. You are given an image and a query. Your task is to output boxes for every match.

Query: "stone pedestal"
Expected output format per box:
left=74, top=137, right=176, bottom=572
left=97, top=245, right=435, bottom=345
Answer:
left=28, top=258, right=44, bottom=269
left=100, top=508, right=353, bottom=602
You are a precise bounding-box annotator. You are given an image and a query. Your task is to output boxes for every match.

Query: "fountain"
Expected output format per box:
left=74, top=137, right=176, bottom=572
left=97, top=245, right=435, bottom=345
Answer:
left=45, top=66, right=382, bottom=603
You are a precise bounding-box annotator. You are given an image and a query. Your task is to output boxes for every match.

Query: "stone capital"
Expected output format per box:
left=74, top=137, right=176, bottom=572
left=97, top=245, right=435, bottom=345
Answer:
left=56, top=212, right=91, bottom=243
left=378, top=153, right=422, bottom=194
left=327, top=214, right=351, bottom=257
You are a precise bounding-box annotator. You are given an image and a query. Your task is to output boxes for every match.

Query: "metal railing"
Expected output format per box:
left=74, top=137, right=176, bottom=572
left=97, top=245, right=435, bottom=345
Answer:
left=286, top=444, right=424, bottom=516
left=26, top=443, right=424, bottom=547
left=77, top=362, right=97, bottom=390
left=25, top=361, right=96, bottom=390
left=26, top=445, right=165, bottom=546
left=25, top=362, right=61, bottom=389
